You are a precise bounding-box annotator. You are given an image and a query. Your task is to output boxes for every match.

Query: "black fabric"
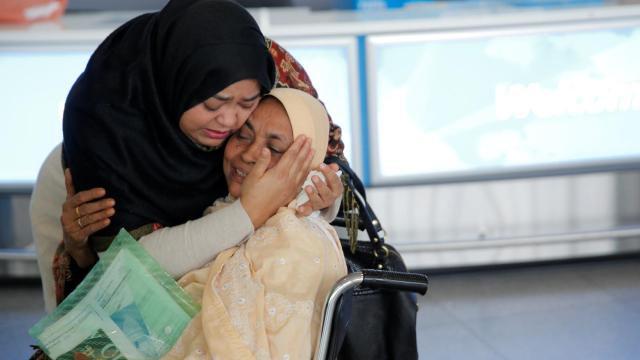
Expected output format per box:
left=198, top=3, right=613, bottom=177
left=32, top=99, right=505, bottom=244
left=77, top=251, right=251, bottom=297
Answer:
left=328, top=157, right=421, bottom=360
left=62, top=255, right=93, bottom=300
left=63, top=0, right=275, bottom=236
left=328, top=290, right=352, bottom=360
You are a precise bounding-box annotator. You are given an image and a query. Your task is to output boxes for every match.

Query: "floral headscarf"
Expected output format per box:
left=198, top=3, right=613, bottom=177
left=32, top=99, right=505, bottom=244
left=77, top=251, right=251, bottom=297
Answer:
left=267, top=38, right=346, bottom=161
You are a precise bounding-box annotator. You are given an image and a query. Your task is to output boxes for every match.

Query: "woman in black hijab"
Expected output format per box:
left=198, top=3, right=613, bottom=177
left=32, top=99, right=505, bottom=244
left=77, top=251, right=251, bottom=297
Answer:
left=56, top=0, right=342, bottom=300
left=64, top=0, right=277, bottom=234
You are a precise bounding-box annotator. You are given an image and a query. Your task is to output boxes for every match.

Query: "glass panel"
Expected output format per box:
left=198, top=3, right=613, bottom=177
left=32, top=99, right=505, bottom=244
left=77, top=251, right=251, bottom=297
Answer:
left=284, top=43, right=356, bottom=163
left=0, top=50, right=91, bottom=187
left=369, top=24, right=640, bottom=184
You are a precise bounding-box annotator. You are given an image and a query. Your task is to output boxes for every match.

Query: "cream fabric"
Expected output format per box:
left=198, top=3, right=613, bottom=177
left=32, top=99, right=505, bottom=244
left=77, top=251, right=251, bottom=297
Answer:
left=30, top=143, right=65, bottom=313
left=164, top=199, right=347, bottom=360
left=268, top=88, right=329, bottom=168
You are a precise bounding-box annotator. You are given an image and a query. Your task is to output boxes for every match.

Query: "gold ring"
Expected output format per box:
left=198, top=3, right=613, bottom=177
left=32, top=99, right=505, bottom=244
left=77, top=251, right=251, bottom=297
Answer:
left=77, top=218, right=83, bottom=228
left=75, top=206, right=81, bottom=217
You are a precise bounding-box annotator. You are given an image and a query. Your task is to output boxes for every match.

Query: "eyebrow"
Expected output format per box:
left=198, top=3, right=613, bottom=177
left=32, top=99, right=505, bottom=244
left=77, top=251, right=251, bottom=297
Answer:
left=214, top=92, right=261, bottom=102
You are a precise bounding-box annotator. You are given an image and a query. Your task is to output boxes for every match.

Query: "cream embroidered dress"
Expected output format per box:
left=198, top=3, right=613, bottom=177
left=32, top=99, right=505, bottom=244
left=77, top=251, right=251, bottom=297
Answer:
left=164, top=197, right=347, bottom=360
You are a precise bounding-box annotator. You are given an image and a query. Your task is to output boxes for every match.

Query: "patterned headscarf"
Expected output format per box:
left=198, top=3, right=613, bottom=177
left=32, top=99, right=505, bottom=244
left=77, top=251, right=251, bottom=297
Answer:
left=266, top=38, right=346, bottom=161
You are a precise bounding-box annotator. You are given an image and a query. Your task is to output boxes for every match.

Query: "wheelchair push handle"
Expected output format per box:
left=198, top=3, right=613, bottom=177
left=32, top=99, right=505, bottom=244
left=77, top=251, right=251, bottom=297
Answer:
left=361, top=269, right=429, bottom=295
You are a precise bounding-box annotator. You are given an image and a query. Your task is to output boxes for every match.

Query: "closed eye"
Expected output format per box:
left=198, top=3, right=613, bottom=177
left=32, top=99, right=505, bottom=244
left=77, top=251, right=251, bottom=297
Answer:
left=235, top=130, right=251, bottom=141
left=235, top=122, right=254, bottom=141
left=204, top=103, right=221, bottom=112
left=240, top=100, right=258, bottom=110
left=269, top=146, right=284, bottom=154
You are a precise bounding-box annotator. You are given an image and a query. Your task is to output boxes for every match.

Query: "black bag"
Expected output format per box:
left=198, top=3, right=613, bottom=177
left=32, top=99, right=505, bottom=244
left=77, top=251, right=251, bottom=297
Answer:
left=327, top=158, right=421, bottom=360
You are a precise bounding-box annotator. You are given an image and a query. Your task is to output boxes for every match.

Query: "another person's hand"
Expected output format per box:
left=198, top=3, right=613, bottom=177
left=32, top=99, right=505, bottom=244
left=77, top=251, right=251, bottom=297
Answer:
left=295, top=162, right=343, bottom=216
left=60, top=169, right=115, bottom=268
left=240, top=135, right=314, bottom=228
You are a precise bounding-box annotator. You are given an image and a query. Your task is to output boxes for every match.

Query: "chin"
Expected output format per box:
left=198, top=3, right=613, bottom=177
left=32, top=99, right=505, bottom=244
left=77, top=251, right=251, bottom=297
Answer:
left=203, top=140, right=225, bottom=148
left=228, top=186, right=241, bottom=199
left=194, top=134, right=225, bottom=148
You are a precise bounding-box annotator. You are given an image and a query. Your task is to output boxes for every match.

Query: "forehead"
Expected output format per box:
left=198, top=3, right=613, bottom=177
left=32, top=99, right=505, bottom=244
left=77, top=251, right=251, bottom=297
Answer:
left=250, top=97, right=292, bottom=134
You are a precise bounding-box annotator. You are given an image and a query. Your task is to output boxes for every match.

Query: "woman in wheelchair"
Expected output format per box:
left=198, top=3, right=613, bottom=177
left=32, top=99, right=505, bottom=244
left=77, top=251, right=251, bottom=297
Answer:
left=165, top=88, right=347, bottom=359
left=61, top=89, right=348, bottom=359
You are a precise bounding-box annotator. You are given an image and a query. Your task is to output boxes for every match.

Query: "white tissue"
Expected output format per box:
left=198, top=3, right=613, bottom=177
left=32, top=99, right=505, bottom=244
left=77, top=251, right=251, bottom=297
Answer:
left=295, top=169, right=342, bottom=208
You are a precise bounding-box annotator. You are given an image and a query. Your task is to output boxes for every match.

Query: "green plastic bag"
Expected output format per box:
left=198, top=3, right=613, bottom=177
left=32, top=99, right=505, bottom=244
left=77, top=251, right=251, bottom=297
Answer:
left=29, top=229, right=200, bottom=359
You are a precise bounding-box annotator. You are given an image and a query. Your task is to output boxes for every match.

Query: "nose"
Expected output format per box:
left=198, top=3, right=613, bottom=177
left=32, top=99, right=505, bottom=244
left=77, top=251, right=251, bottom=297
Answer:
left=215, top=108, right=239, bottom=128
left=240, top=141, right=262, bottom=165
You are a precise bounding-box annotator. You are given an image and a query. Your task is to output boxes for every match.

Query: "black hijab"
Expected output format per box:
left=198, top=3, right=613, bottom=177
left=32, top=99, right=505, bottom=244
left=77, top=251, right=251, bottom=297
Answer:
left=62, top=0, right=275, bottom=235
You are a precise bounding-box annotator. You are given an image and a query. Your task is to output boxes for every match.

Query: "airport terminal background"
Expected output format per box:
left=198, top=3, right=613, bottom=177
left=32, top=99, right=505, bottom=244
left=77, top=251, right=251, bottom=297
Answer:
left=2, top=0, right=640, bottom=358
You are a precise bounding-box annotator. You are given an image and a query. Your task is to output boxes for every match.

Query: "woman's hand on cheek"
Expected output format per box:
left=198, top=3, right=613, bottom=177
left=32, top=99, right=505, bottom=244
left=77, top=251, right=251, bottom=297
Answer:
left=296, top=162, right=343, bottom=216
left=240, top=135, right=314, bottom=228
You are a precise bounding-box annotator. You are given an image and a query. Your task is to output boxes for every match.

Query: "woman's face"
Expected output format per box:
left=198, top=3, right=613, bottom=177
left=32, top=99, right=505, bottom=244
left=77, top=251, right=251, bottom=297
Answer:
left=223, top=97, right=293, bottom=198
left=179, top=79, right=261, bottom=148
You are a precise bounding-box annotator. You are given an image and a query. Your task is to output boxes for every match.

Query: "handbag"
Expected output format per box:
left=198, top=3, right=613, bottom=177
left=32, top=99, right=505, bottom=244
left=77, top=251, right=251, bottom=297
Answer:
left=326, top=157, right=422, bottom=360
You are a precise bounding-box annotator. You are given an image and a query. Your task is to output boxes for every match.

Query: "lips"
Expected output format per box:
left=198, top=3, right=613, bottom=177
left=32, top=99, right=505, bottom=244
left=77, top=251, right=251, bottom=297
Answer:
left=230, top=166, right=249, bottom=184
left=203, top=128, right=230, bottom=140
